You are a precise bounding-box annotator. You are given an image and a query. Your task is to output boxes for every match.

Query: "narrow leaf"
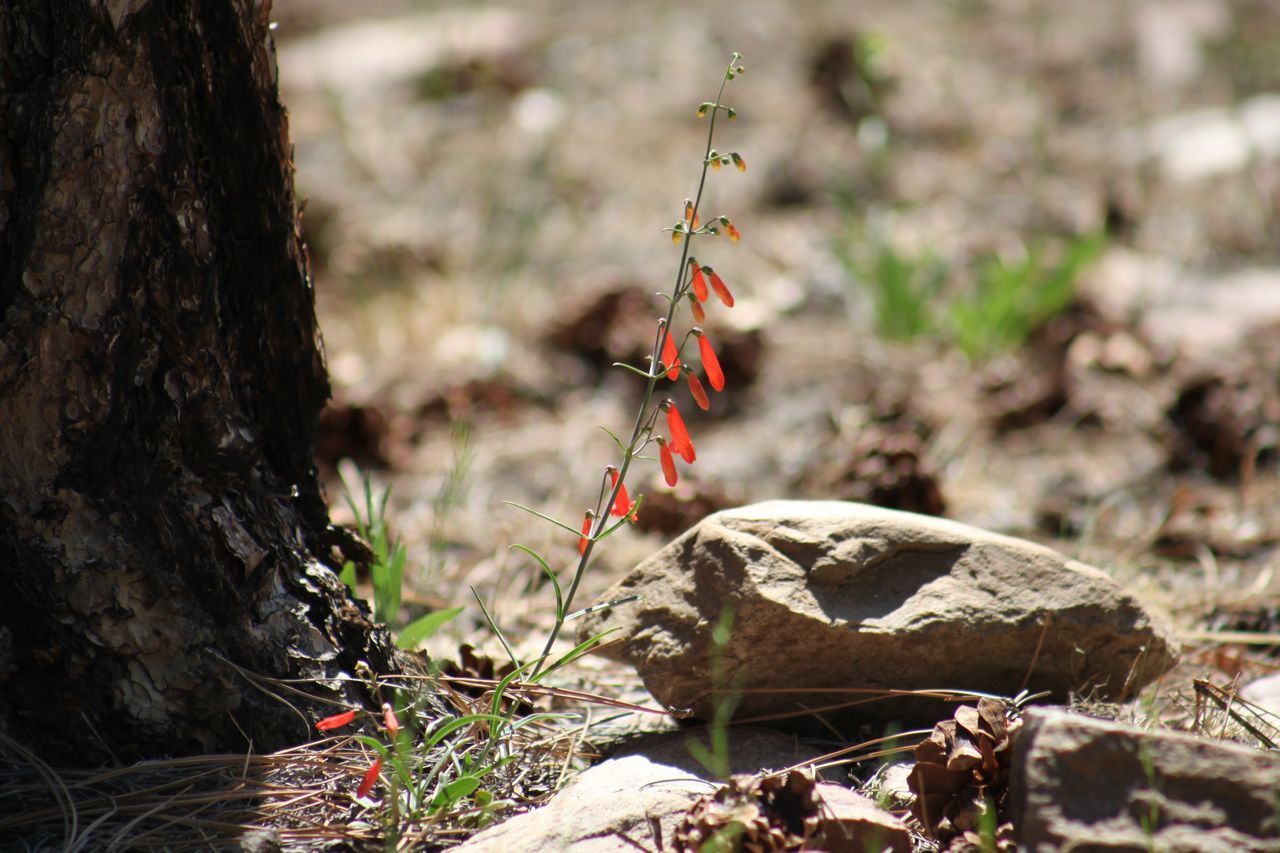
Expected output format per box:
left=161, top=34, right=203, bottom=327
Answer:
left=395, top=606, right=464, bottom=649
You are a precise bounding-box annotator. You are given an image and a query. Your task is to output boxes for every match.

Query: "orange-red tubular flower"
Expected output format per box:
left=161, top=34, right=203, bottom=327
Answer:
left=687, top=371, right=711, bottom=411
left=316, top=709, right=357, bottom=731
left=607, top=467, right=633, bottom=518
left=382, top=703, right=400, bottom=738
left=690, top=295, right=706, bottom=324
left=689, top=260, right=709, bottom=302
left=664, top=401, right=696, bottom=463
left=708, top=269, right=735, bottom=308
left=697, top=331, right=725, bottom=392
left=579, top=510, right=594, bottom=555
left=357, top=755, right=383, bottom=799
left=661, top=330, right=681, bottom=380
left=684, top=199, right=700, bottom=229
left=657, top=437, right=678, bottom=487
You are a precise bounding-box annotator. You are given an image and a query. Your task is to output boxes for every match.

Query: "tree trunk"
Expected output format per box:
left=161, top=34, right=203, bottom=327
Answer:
left=0, top=0, right=401, bottom=764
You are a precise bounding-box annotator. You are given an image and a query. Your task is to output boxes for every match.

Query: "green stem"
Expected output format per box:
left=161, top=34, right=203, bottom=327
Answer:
left=529, top=57, right=737, bottom=679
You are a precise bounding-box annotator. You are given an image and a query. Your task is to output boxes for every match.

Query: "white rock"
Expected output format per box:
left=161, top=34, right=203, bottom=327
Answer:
left=453, top=728, right=826, bottom=852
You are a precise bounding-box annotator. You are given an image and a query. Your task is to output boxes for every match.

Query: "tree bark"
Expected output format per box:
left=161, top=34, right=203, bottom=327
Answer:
left=0, top=0, right=400, bottom=764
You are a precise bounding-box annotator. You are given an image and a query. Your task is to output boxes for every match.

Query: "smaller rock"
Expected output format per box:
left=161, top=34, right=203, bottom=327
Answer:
left=864, top=760, right=915, bottom=810
left=453, top=728, right=825, bottom=852
left=671, top=770, right=909, bottom=852
left=1240, top=673, right=1280, bottom=720
left=815, top=782, right=911, bottom=852
left=1010, top=708, right=1280, bottom=852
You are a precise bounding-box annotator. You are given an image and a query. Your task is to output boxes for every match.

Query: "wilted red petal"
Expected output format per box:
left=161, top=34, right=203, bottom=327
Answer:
left=608, top=468, right=632, bottom=518
left=356, top=755, right=383, bottom=799
left=579, top=511, right=594, bottom=555
left=689, top=261, right=709, bottom=302
left=690, top=296, right=706, bottom=323
left=382, top=703, right=399, bottom=738
left=687, top=371, right=710, bottom=411
left=659, top=440, right=678, bottom=487
left=316, top=709, right=357, bottom=731
left=709, top=271, right=735, bottom=307
left=665, top=402, right=696, bottom=463
left=698, top=333, right=725, bottom=392
left=661, top=331, right=681, bottom=380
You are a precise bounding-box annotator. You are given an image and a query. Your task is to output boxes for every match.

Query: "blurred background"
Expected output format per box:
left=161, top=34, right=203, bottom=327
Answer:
left=271, top=0, right=1280, bottom=660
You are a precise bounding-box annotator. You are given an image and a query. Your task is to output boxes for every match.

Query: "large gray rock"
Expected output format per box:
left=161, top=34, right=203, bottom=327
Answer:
left=453, top=728, right=907, bottom=852
left=1010, top=708, right=1280, bottom=852
left=579, top=501, right=1177, bottom=722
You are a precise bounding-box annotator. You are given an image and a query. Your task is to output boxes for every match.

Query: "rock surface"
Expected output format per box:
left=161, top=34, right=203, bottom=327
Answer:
left=579, top=501, right=1177, bottom=723
left=452, top=727, right=907, bottom=852
left=1010, top=707, right=1280, bottom=852
left=814, top=782, right=912, bottom=853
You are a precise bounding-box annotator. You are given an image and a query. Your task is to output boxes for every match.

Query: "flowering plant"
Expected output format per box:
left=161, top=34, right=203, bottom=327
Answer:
left=313, top=50, right=749, bottom=816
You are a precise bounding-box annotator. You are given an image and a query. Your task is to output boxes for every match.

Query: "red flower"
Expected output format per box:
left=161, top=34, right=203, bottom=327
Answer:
left=382, top=703, right=399, bottom=738
left=658, top=437, right=678, bottom=486
left=689, top=260, right=709, bottom=302
left=719, top=217, right=741, bottom=243
left=661, top=329, right=681, bottom=380
left=708, top=269, right=734, bottom=308
left=690, top=295, right=706, bottom=324
left=357, top=755, right=383, bottom=799
left=579, top=510, right=594, bottom=556
left=731, top=153, right=747, bottom=172
left=684, top=199, right=700, bottom=229
left=607, top=466, right=633, bottom=519
left=697, top=331, right=725, bottom=392
left=687, top=371, right=710, bottom=411
left=664, top=401, right=696, bottom=463
left=316, top=709, right=357, bottom=731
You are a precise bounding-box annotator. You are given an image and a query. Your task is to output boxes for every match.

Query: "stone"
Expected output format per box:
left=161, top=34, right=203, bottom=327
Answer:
left=1240, top=673, right=1280, bottom=723
left=814, top=782, right=912, bottom=852
left=578, top=501, right=1177, bottom=723
left=1010, top=708, right=1280, bottom=852
left=453, top=728, right=829, bottom=852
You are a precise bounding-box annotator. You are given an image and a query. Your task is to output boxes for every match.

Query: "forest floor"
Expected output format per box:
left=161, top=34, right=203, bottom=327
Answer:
left=273, top=0, right=1280, bottom=845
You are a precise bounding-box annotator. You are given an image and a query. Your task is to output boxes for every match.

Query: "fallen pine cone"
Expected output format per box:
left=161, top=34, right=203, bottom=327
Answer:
left=672, top=769, right=822, bottom=852
left=907, top=697, right=1019, bottom=849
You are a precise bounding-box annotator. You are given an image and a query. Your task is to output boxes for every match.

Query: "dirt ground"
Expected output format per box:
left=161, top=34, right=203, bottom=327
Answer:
left=274, top=0, right=1280, bottom=739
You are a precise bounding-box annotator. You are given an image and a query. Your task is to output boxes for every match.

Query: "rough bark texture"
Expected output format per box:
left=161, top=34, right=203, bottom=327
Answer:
left=0, top=0, right=400, bottom=763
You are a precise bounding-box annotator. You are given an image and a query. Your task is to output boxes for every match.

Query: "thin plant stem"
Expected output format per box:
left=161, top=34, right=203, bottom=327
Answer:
left=530, top=55, right=740, bottom=679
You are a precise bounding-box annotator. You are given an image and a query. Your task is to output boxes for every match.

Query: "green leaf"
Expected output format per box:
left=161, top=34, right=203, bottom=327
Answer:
left=471, top=586, right=520, bottom=672
left=432, top=774, right=481, bottom=809
left=611, top=361, right=655, bottom=380
left=511, top=544, right=563, bottom=622
left=501, top=501, right=583, bottom=537
left=596, top=495, right=644, bottom=540
left=596, top=425, right=630, bottom=454
left=567, top=594, right=639, bottom=622
left=530, top=628, right=618, bottom=683
left=424, top=713, right=510, bottom=749
left=339, top=561, right=357, bottom=594
left=351, top=735, right=390, bottom=758
left=395, top=606, right=464, bottom=649
left=490, top=659, right=539, bottom=719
